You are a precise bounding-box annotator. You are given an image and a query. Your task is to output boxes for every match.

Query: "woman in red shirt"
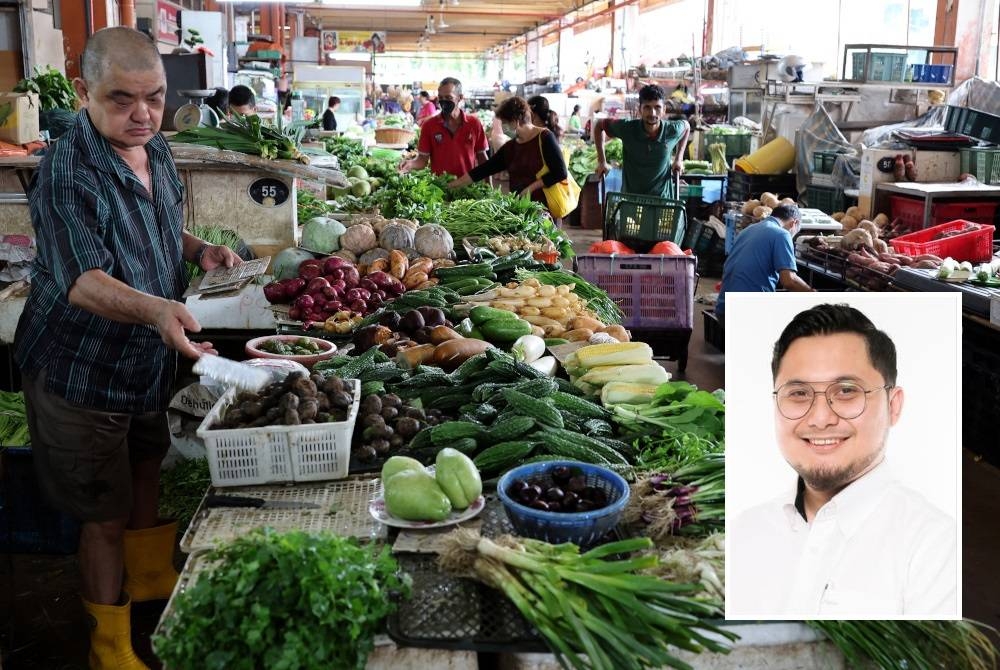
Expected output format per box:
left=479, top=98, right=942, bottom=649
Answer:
left=448, top=96, right=568, bottom=222
left=416, top=91, right=437, bottom=125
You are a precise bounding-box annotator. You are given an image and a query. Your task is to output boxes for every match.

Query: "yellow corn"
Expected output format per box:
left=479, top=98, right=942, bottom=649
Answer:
left=601, top=382, right=661, bottom=406
left=574, top=342, right=653, bottom=369
left=578, top=363, right=669, bottom=387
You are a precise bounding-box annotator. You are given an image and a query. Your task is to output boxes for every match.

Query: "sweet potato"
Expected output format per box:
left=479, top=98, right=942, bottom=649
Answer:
left=389, top=250, right=409, bottom=279
left=429, top=325, right=462, bottom=344
left=430, top=338, right=493, bottom=371
left=403, top=271, right=429, bottom=289
left=912, top=259, right=940, bottom=269
left=408, top=257, right=434, bottom=276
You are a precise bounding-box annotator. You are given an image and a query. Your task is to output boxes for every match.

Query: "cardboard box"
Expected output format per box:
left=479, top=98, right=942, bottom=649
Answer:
left=0, top=51, right=22, bottom=92
left=0, top=92, right=40, bottom=145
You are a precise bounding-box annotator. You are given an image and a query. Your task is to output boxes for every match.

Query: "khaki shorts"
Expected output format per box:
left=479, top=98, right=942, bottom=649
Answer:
left=23, top=370, right=170, bottom=523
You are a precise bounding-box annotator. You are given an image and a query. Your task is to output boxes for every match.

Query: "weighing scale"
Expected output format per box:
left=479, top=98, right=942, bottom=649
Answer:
left=174, top=89, right=221, bottom=131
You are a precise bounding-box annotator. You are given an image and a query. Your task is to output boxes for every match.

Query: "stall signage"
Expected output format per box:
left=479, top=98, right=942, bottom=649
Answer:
left=157, top=0, right=181, bottom=45
left=248, top=178, right=290, bottom=208
left=321, top=31, right=386, bottom=54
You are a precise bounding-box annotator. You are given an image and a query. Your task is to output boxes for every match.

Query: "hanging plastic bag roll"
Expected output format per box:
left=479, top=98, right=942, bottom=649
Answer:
left=192, top=354, right=271, bottom=392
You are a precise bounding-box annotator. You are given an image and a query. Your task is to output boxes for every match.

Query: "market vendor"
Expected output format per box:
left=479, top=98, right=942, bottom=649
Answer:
left=716, top=204, right=813, bottom=324
left=728, top=303, right=957, bottom=618
left=400, top=77, right=488, bottom=178
left=447, top=96, right=570, bottom=222
left=228, top=84, right=256, bottom=116
left=592, top=84, right=690, bottom=199
left=13, top=26, right=241, bottom=669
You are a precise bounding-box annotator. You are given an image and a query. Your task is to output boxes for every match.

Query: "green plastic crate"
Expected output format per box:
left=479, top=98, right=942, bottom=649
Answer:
left=603, top=192, right=687, bottom=253
left=805, top=184, right=845, bottom=215
left=812, top=151, right=841, bottom=174
left=959, top=148, right=1000, bottom=185
left=851, top=52, right=907, bottom=82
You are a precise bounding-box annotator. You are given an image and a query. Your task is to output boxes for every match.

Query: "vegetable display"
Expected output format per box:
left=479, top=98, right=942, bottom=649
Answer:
left=0, top=391, right=29, bottom=447
left=513, top=268, right=624, bottom=326
left=439, top=529, right=735, bottom=670
left=352, top=391, right=446, bottom=464
left=507, top=464, right=612, bottom=513
left=158, top=457, right=211, bottom=533
left=211, top=372, right=354, bottom=429
left=171, top=114, right=309, bottom=163
left=14, top=65, right=77, bottom=112
left=153, top=529, right=408, bottom=670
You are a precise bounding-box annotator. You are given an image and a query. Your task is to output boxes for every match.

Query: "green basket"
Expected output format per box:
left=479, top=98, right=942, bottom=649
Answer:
left=959, top=148, right=1000, bottom=185
left=805, top=184, right=845, bottom=215
left=603, top=192, right=687, bottom=253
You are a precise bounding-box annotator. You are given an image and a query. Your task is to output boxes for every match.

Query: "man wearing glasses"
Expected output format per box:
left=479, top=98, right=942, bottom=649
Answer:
left=728, top=303, right=957, bottom=618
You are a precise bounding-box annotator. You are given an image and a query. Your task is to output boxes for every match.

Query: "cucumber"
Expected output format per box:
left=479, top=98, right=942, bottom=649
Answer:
left=543, top=338, right=569, bottom=347
left=433, top=262, right=494, bottom=280
left=480, top=318, right=533, bottom=344
left=469, top=305, right=520, bottom=326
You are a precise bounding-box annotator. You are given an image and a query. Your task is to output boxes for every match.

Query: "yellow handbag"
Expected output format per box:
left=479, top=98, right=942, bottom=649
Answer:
left=535, top=133, right=581, bottom=218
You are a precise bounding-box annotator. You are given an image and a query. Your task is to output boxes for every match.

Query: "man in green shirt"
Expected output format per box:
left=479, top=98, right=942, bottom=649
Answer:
left=593, top=84, right=690, bottom=199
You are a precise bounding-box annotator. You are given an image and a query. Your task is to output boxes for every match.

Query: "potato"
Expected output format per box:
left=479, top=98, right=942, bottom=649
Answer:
left=873, top=213, right=889, bottom=227
left=519, top=306, right=541, bottom=316
left=752, top=205, right=773, bottom=219
left=831, top=211, right=846, bottom=222
left=600, top=324, right=631, bottom=342
left=572, top=316, right=604, bottom=331
left=741, top=199, right=762, bottom=215
left=563, top=328, right=594, bottom=342
left=858, top=220, right=879, bottom=239
left=780, top=197, right=796, bottom=206
left=840, top=215, right=858, bottom=232
left=845, top=206, right=862, bottom=220
left=760, top=192, right=780, bottom=208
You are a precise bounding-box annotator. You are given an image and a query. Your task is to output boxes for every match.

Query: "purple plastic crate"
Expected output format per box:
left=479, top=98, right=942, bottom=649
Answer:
left=576, top=254, right=696, bottom=329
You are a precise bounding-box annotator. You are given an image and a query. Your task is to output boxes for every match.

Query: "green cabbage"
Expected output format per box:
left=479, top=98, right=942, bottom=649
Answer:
left=302, top=217, right=347, bottom=254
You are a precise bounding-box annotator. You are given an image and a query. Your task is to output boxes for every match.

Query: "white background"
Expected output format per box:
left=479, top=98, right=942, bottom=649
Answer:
left=724, top=292, right=961, bottom=523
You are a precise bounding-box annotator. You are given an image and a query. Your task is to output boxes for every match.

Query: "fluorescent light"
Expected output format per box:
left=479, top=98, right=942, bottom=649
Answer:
left=217, top=0, right=423, bottom=4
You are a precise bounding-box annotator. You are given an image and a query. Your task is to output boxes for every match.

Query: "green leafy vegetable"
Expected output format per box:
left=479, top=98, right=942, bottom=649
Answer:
left=153, top=528, right=409, bottom=670
left=323, top=136, right=366, bottom=166
left=0, top=391, right=29, bottom=447
left=171, top=114, right=309, bottom=163
left=14, top=66, right=77, bottom=112
left=157, top=457, right=211, bottom=532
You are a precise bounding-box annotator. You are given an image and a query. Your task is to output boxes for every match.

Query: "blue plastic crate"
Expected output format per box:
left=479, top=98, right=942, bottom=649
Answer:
left=0, top=447, right=81, bottom=554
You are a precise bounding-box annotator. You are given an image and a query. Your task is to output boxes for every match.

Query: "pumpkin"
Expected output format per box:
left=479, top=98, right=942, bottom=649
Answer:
left=588, top=240, right=636, bottom=254
left=331, top=249, right=358, bottom=264
left=359, top=247, right=390, bottom=266
left=339, top=223, right=377, bottom=255
left=379, top=223, right=416, bottom=252
left=413, top=224, right=454, bottom=259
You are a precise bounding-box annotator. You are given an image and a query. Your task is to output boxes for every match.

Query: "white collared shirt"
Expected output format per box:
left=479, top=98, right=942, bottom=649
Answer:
left=727, top=460, right=957, bottom=619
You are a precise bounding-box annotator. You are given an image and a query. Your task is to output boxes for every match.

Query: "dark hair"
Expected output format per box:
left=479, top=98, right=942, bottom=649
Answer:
left=328, top=96, right=341, bottom=107
left=638, top=84, right=666, bottom=103
left=527, top=95, right=562, bottom=138
left=205, top=87, right=229, bottom=114
left=495, top=96, right=531, bottom=124
left=571, top=104, right=581, bottom=115
left=771, top=303, right=897, bottom=386
left=419, top=90, right=430, bottom=100
left=771, top=204, right=800, bottom=221
left=229, top=85, right=255, bottom=108
left=439, top=77, right=462, bottom=96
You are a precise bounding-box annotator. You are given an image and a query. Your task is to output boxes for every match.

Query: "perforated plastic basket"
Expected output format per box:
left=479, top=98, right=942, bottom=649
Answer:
left=603, top=192, right=687, bottom=253
left=576, top=253, right=696, bottom=329
left=890, top=219, right=996, bottom=262
left=889, top=195, right=999, bottom=233
left=196, top=379, right=361, bottom=487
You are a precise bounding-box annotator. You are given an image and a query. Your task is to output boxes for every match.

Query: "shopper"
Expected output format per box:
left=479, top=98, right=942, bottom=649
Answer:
left=568, top=104, right=583, bottom=133
left=401, top=77, right=488, bottom=178
left=593, top=84, right=690, bottom=198
left=415, top=90, right=436, bottom=125
left=448, top=96, right=569, bottom=222
left=228, top=84, right=256, bottom=115
left=728, top=303, right=957, bottom=618
left=528, top=95, right=563, bottom=141
left=322, top=96, right=340, bottom=131
left=13, top=26, right=240, bottom=669
left=716, top=204, right=812, bottom=324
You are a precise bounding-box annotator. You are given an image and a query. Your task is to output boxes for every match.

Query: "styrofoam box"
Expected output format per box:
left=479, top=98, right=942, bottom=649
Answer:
left=196, top=379, right=361, bottom=487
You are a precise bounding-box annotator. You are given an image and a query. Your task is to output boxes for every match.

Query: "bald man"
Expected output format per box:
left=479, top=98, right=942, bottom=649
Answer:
left=13, top=27, right=240, bottom=670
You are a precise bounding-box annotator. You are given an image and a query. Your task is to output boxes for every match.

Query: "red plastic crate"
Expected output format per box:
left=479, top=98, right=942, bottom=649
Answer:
left=889, top=219, right=996, bottom=262
left=889, top=195, right=999, bottom=232
left=576, top=254, right=696, bottom=329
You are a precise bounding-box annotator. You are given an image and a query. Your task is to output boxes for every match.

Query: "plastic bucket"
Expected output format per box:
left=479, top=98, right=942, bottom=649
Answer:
left=734, top=137, right=795, bottom=174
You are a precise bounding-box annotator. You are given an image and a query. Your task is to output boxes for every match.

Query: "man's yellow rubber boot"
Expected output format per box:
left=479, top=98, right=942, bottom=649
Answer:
left=82, top=596, right=150, bottom=670
left=122, top=521, right=179, bottom=602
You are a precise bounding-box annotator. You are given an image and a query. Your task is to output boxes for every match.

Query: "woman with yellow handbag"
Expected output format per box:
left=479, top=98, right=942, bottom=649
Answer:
left=448, top=96, right=579, bottom=224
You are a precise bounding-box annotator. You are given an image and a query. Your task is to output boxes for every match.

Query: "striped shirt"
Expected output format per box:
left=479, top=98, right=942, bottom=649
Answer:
left=14, top=110, right=187, bottom=413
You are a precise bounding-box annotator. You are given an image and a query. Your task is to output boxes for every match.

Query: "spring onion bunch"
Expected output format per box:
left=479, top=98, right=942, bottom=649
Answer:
left=644, top=533, right=724, bottom=602
left=172, top=114, right=309, bottom=163
left=513, top=268, right=623, bottom=324
left=439, top=529, right=734, bottom=670
left=807, top=620, right=998, bottom=670
left=440, top=194, right=574, bottom=259
left=622, top=454, right=724, bottom=539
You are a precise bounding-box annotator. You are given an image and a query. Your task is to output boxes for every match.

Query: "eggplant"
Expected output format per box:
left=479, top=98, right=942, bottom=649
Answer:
left=378, top=310, right=402, bottom=330
left=411, top=326, right=434, bottom=344
left=416, top=306, right=446, bottom=327
left=400, top=310, right=425, bottom=334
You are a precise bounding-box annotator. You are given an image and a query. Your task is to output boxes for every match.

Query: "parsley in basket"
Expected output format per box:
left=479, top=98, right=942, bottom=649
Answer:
left=153, top=529, right=410, bottom=670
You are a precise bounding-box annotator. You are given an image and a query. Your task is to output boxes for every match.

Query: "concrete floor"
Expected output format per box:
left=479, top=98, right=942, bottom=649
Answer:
left=1, top=225, right=997, bottom=667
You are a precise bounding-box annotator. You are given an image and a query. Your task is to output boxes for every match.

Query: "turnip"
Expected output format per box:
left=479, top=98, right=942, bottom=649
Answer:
left=345, top=287, right=370, bottom=303
left=323, top=256, right=351, bottom=274
left=322, top=285, right=339, bottom=300
left=359, top=278, right=378, bottom=293
left=325, top=268, right=345, bottom=282
left=298, top=259, right=323, bottom=280
left=341, top=266, right=360, bottom=288
left=262, top=281, right=287, bottom=304
left=306, top=276, right=330, bottom=294
left=293, top=294, right=314, bottom=311
left=349, top=299, right=367, bottom=313
left=329, top=279, right=347, bottom=293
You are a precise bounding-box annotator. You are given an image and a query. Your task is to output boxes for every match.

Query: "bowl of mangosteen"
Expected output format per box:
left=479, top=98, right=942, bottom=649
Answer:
left=497, top=461, right=630, bottom=546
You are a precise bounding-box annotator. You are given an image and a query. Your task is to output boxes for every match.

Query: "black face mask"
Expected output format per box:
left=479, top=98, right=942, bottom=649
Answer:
left=439, top=99, right=456, bottom=115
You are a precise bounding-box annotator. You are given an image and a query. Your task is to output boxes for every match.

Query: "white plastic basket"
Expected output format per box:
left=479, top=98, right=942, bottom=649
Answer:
left=196, top=379, right=361, bottom=487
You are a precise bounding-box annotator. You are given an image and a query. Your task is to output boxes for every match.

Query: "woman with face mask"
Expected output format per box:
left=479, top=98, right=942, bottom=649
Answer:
left=449, top=96, right=570, bottom=223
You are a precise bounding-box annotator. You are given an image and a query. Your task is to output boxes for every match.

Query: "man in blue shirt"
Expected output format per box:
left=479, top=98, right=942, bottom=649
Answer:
left=717, top=204, right=813, bottom=322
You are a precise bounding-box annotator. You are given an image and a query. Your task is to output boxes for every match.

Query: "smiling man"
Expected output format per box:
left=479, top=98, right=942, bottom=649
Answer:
left=728, top=303, right=957, bottom=619
left=593, top=84, right=689, bottom=199
left=14, top=27, right=240, bottom=669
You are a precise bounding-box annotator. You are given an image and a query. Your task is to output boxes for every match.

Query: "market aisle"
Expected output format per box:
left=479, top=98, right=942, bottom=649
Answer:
left=961, top=450, right=1000, bottom=649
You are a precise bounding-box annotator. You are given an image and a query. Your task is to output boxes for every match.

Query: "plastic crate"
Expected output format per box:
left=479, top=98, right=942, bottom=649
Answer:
left=959, top=147, right=1000, bottom=185
left=603, top=192, right=687, bottom=253
left=703, top=309, right=724, bottom=352
left=702, top=132, right=752, bottom=160
left=889, top=195, right=1000, bottom=232
left=196, top=379, right=361, bottom=487
left=576, top=253, right=696, bottom=329
left=805, top=184, right=845, bottom=214
left=0, top=447, right=81, bottom=554
left=851, top=52, right=907, bottom=82
left=812, top=151, right=841, bottom=174
left=944, top=106, right=1000, bottom=143
left=725, top=171, right=797, bottom=202
left=890, top=219, right=996, bottom=262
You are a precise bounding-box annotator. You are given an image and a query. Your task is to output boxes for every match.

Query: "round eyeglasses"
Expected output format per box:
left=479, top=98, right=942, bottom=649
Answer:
left=772, top=381, right=893, bottom=420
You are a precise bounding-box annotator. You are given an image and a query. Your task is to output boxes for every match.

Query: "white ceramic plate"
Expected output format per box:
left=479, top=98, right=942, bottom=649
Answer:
left=369, top=466, right=486, bottom=529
